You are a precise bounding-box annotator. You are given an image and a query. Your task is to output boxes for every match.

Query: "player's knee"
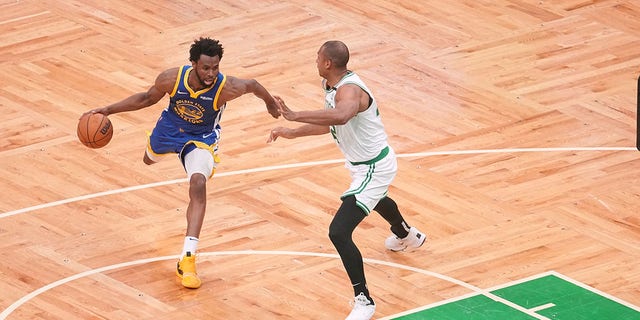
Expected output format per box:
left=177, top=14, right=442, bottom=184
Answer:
left=328, top=223, right=349, bottom=247
left=189, top=173, right=207, bottom=190
left=329, top=195, right=362, bottom=246
left=188, top=173, right=207, bottom=199
left=329, top=216, right=354, bottom=247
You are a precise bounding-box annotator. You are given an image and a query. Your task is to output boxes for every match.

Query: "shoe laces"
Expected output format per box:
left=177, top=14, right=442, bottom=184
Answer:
left=352, top=293, right=372, bottom=307
left=182, top=251, right=199, bottom=260
left=392, top=236, right=406, bottom=246
left=179, top=253, right=197, bottom=272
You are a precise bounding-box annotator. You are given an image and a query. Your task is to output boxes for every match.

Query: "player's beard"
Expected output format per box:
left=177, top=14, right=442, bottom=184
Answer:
left=195, top=69, right=212, bottom=88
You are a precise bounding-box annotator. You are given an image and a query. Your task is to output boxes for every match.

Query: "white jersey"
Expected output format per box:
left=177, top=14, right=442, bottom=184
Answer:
left=323, top=71, right=389, bottom=164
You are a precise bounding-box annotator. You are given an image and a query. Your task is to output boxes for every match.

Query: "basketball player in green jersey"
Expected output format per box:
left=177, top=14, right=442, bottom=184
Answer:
left=267, top=40, right=426, bottom=320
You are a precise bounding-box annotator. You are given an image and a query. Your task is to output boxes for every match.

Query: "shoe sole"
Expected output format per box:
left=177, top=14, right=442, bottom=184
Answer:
left=387, top=244, right=407, bottom=252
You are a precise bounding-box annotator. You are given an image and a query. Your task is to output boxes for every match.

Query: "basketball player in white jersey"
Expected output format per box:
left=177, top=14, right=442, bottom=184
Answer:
left=267, top=40, right=426, bottom=320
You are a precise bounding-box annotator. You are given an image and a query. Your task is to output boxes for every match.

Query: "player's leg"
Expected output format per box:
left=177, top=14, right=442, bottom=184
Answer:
left=338, top=160, right=388, bottom=300
left=357, top=148, right=426, bottom=252
left=185, top=172, right=207, bottom=238
left=182, top=144, right=217, bottom=239
left=144, top=120, right=176, bottom=165
left=329, top=195, right=376, bottom=319
left=374, top=196, right=410, bottom=237
left=143, top=149, right=157, bottom=165
left=175, top=145, right=216, bottom=289
left=375, top=196, right=426, bottom=251
left=329, top=195, right=369, bottom=298
left=143, top=131, right=164, bottom=164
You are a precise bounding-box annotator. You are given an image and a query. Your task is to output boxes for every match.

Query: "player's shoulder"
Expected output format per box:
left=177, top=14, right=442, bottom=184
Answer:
left=154, top=67, right=181, bottom=86
left=222, top=74, right=238, bottom=83
left=145, top=67, right=181, bottom=94
left=222, top=74, right=254, bottom=89
left=158, top=67, right=181, bottom=80
left=343, top=71, right=362, bottom=82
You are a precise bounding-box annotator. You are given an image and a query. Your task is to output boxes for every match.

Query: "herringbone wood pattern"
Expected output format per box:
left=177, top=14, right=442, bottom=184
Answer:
left=1, top=1, right=639, bottom=319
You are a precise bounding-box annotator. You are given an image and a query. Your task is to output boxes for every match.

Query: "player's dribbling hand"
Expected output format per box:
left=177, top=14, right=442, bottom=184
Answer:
left=82, top=107, right=109, bottom=118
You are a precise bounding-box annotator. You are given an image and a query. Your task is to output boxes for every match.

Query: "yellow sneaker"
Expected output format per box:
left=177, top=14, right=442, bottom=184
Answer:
left=176, top=252, right=201, bottom=289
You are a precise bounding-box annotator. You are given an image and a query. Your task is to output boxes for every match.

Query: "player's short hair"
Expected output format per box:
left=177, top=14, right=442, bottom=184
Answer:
left=321, top=40, right=349, bottom=68
left=190, top=37, right=224, bottom=62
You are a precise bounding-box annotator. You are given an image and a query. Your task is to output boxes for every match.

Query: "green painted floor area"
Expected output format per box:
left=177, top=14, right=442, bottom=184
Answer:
left=392, top=274, right=640, bottom=320
left=392, top=294, right=538, bottom=320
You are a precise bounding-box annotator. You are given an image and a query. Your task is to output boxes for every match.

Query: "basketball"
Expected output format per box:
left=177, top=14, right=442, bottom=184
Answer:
left=77, top=112, right=113, bottom=148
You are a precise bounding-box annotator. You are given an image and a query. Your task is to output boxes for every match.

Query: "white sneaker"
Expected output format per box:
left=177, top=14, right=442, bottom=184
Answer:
left=345, top=292, right=375, bottom=320
left=385, top=227, right=426, bottom=251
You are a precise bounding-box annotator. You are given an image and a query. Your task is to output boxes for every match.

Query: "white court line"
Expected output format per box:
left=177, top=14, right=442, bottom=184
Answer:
left=1, top=147, right=634, bottom=219
left=0, top=250, right=550, bottom=320
left=1, top=146, right=637, bottom=319
left=530, top=303, right=556, bottom=312
left=0, top=158, right=343, bottom=219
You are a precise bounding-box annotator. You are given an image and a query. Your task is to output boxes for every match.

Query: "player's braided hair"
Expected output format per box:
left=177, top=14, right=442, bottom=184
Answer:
left=190, top=37, right=224, bottom=62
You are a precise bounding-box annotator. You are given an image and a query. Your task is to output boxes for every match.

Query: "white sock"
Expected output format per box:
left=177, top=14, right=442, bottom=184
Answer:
left=181, top=236, right=199, bottom=258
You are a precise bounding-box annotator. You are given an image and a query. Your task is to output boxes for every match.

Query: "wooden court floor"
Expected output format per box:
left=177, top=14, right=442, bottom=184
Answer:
left=1, top=0, right=639, bottom=319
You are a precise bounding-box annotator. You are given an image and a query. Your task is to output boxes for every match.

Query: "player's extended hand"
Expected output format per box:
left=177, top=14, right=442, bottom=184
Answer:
left=267, top=127, right=292, bottom=143
left=274, top=96, right=296, bottom=121
left=266, top=100, right=281, bottom=119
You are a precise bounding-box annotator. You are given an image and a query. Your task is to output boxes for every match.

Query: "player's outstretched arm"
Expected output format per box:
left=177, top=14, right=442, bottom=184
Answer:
left=267, top=124, right=329, bottom=143
left=273, top=91, right=358, bottom=126
left=221, top=76, right=280, bottom=118
left=85, top=68, right=177, bottom=116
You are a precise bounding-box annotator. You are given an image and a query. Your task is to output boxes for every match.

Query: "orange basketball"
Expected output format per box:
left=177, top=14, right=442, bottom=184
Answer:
left=77, top=112, right=113, bottom=148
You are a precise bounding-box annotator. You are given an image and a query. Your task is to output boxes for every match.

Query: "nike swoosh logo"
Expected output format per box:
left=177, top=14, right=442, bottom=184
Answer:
left=177, top=90, right=188, bottom=94
left=203, top=132, right=214, bottom=138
